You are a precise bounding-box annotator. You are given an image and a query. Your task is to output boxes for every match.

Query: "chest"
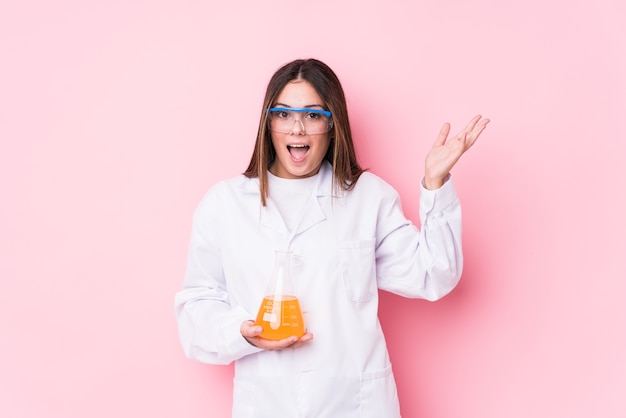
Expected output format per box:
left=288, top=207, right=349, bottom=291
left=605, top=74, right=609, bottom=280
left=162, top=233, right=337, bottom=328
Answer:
left=216, top=193, right=380, bottom=310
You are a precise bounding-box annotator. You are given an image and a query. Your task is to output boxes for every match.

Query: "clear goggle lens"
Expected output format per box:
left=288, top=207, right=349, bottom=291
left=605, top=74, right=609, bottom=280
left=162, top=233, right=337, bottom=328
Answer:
left=268, top=107, right=333, bottom=134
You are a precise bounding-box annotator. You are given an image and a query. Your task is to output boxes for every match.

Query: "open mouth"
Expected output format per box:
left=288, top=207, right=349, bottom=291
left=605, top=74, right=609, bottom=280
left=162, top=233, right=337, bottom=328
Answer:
left=287, top=144, right=309, bottom=161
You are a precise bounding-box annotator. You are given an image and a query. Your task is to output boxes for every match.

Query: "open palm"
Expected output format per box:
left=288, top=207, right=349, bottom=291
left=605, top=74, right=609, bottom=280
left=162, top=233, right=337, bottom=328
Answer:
left=424, top=115, right=490, bottom=189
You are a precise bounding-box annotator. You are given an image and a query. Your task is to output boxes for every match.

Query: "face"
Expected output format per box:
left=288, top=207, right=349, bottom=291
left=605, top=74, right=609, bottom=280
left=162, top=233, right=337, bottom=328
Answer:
left=269, top=80, right=331, bottom=179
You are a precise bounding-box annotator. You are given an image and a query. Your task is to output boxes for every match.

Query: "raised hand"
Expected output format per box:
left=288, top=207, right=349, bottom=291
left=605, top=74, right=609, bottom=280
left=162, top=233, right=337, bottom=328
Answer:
left=424, top=115, right=490, bottom=190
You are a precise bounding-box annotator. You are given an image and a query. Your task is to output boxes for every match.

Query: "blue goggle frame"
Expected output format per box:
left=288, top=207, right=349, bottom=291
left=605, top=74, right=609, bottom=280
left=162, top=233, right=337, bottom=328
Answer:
left=268, top=107, right=332, bottom=117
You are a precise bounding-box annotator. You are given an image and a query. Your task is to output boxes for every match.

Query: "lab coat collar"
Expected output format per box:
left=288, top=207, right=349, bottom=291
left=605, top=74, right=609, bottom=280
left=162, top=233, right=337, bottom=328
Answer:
left=314, top=160, right=342, bottom=198
left=239, top=161, right=341, bottom=238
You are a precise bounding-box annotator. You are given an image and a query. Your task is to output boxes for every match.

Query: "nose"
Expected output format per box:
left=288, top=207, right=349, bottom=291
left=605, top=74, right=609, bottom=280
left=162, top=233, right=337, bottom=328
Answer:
left=289, top=116, right=306, bottom=135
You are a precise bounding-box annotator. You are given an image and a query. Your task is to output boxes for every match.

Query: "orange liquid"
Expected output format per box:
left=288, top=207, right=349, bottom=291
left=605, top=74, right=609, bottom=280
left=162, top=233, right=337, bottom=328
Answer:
left=254, top=295, right=305, bottom=340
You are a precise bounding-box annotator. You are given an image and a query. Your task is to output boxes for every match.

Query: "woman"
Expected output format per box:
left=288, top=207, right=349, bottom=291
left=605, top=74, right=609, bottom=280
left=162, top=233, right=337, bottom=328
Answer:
left=175, top=58, right=489, bottom=417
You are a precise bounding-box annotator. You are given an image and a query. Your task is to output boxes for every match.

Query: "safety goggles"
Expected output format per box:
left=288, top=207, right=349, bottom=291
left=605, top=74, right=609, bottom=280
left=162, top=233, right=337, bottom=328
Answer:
left=267, top=107, right=333, bottom=134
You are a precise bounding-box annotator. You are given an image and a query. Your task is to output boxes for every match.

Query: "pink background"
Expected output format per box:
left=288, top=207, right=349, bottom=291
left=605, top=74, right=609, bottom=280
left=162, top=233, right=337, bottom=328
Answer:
left=2, top=1, right=625, bottom=417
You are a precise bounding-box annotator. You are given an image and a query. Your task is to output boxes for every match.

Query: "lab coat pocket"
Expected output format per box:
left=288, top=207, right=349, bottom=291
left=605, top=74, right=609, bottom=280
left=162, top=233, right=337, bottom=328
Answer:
left=360, top=364, right=400, bottom=418
left=340, top=238, right=377, bottom=302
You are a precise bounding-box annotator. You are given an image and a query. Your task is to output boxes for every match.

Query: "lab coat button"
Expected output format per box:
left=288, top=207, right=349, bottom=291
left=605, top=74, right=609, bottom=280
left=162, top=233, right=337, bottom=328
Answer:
left=291, top=254, right=302, bottom=265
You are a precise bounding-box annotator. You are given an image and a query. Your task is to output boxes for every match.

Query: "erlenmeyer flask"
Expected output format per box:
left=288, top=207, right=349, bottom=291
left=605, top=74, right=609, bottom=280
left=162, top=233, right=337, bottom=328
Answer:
left=254, top=251, right=305, bottom=340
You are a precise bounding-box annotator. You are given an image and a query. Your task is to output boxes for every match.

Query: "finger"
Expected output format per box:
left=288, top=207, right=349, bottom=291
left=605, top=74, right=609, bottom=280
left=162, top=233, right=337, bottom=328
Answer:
left=454, top=116, right=480, bottom=142
left=244, top=336, right=286, bottom=350
left=466, top=118, right=490, bottom=144
left=249, top=333, right=313, bottom=350
left=472, top=117, right=490, bottom=133
left=463, top=115, right=482, bottom=133
left=433, top=122, right=451, bottom=147
left=291, top=333, right=314, bottom=348
left=453, top=133, right=469, bottom=155
left=240, top=320, right=262, bottom=338
left=262, top=336, right=299, bottom=350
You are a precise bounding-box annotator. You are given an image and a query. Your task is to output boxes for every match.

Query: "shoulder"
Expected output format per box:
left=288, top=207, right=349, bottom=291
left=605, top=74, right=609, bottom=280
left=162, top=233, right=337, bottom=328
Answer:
left=339, top=171, right=401, bottom=208
left=207, top=174, right=257, bottom=196
left=351, top=171, right=398, bottom=197
left=196, top=174, right=259, bottom=211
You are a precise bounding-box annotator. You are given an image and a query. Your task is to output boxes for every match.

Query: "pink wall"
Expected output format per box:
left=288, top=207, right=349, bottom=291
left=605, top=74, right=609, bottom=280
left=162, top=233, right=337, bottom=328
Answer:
left=2, top=1, right=624, bottom=417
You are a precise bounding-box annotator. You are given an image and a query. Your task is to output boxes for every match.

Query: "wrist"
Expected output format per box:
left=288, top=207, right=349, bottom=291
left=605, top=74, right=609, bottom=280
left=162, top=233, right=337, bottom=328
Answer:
left=423, top=176, right=444, bottom=190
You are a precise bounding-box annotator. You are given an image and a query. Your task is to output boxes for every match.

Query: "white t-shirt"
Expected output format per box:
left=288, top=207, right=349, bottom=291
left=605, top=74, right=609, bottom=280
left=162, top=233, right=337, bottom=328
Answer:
left=267, top=171, right=318, bottom=232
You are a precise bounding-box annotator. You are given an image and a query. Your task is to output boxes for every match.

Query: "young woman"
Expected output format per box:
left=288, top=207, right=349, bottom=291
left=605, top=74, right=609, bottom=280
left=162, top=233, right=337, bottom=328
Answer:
left=175, top=58, right=489, bottom=417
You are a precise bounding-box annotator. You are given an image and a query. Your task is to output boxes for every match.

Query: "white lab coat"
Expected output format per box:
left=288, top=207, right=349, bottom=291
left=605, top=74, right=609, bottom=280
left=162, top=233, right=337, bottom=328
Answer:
left=175, top=161, right=463, bottom=418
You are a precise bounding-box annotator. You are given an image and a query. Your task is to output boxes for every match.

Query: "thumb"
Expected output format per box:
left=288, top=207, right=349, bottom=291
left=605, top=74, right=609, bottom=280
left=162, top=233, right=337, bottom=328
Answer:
left=240, top=320, right=263, bottom=338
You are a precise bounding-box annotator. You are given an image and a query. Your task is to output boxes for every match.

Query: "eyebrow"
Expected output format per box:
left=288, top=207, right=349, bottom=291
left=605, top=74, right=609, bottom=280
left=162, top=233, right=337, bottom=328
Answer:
left=273, top=102, right=326, bottom=109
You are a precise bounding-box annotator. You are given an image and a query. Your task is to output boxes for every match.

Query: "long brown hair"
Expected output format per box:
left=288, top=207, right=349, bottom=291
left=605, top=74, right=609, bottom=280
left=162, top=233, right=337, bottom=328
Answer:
left=244, top=58, right=365, bottom=206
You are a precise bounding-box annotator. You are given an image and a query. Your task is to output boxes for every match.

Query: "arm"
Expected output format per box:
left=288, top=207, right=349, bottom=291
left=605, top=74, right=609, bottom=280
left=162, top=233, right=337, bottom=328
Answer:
left=375, top=175, right=463, bottom=300
left=376, top=115, right=489, bottom=300
left=174, top=191, right=313, bottom=362
left=174, top=197, right=262, bottom=365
